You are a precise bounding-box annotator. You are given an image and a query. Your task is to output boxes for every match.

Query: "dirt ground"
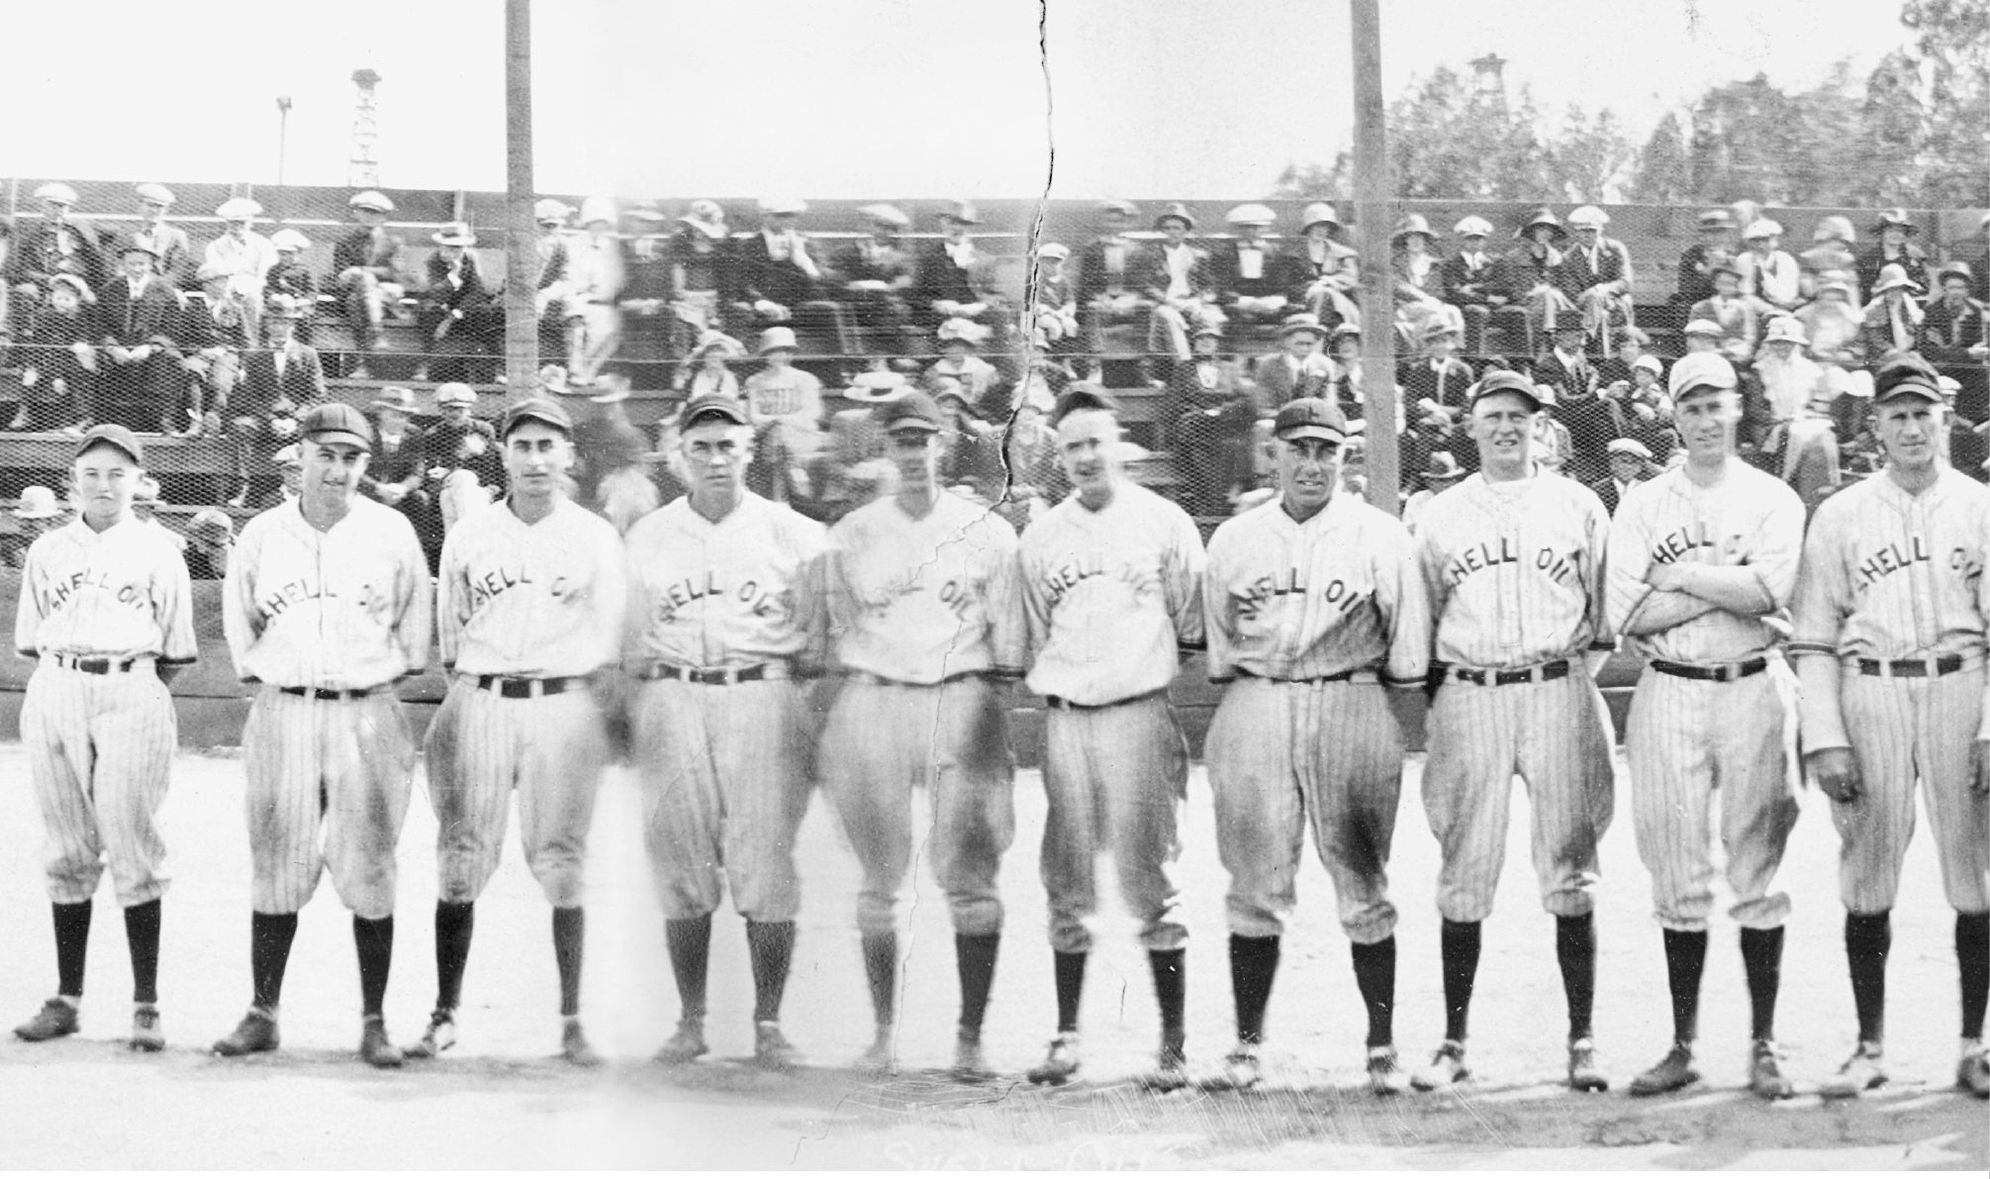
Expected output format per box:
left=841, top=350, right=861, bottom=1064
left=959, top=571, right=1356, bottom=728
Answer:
left=0, top=743, right=1981, bottom=1170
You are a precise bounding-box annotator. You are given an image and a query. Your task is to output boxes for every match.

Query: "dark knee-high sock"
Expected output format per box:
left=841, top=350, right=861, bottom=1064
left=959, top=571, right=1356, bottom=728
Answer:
left=433, top=901, right=475, bottom=1012
left=1739, top=926, right=1784, bottom=1042
left=1229, top=935, right=1280, bottom=1045
left=665, top=916, right=712, bottom=1021
left=1053, top=950, right=1086, bottom=1034
left=1351, top=936, right=1397, bottom=1048
left=955, top=933, right=1000, bottom=1037
left=1557, top=913, right=1597, bottom=1041
left=1440, top=919, right=1481, bottom=1043
left=552, top=906, right=584, bottom=1019
left=1661, top=928, right=1708, bottom=1046
left=52, top=900, right=92, bottom=999
left=123, top=900, right=162, bottom=1006
left=1149, top=948, right=1186, bottom=1049
left=353, top=915, right=395, bottom=1018
left=1957, top=911, right=1989, bottom=1041
left=861, top=930, right=898, bottom=1027
left=745, top=919, right=795, bottom=1024
left=251, top=911, right=299, bottom=1011
left=1846, top=910, right=1891, bottom=1044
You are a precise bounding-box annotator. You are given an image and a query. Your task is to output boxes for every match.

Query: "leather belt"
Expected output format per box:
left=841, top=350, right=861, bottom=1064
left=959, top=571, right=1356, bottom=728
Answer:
left=1855, top=653, right=1966, bottom=678
left=845, top=669, right=991, bottom=689
left=50, top=653, right=151, bottom=675
left=637, top=662, right=789, bottom=685
left=1650, top=656, right=1769, bottom=683
left=1044, top=688, right=1166, bottom=711
left=1445, top=659, right=1570, bottom=687
left=469, top=674, right=583, bottom=699
left=1236, top=668, right=1370, bottom=685
left=279, top=685, right=380, bottom=702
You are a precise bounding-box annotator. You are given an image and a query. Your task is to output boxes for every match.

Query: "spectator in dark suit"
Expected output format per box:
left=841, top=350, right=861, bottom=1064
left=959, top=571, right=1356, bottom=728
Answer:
left=1169, top=324, right=1261, bottom=515
left=615, top=205, right=678, bottom=370
left=264, top=229, right=319, bottom=342
left=1074, top=199, right=1157, bottom=379
left=1538, top=322, right=1620, bottom=482
left=1561, top=206, right=1635, bottom=354
left=733, top=196, right=823, bottom=329
left=1922, top=261, right=1989, bottom=425
left=834, top=203, right=916, bottom=343
left=1253, top=314, right=1335, bottom=405
left=8, top=182, right=108, bottom=313
left=416, top=222, right=499, bottom=382
left=12, top=274, right=98, bottom=430
left=1501, top=208, right=1579, bottom=354
left=1441, top=216, right=1505, bottom=355
left=362, top=385, right=435, bottom=562
left=421, top=381, right=504, bottom=503
left=1212, top=203, right=1296, bottom=332
left=1675, top=208, right=1739, bottom=310
left=128, top=183, right=192, bottom=290
left=1799, top=215, right=1861, bottom=305
left=910, top=200, right=998, bottom=330
left=330, top=190, right=410, bottom=377
left=1144, top=203, right=1223, bottom=364
left=1399, top=320, right=1476, bottom=416
left=668, top=199, right=734, bottom=336
left=1588, top=438, right=1653, bottom=516
left=1855, top=208, right=1932, bottom=303
left=95, top=241, right=187, bottom=432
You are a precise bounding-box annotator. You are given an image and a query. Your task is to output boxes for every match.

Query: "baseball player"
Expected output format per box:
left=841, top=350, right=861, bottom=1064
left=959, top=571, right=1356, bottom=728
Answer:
left=1202, top=397, right=1429, bottom=1094
left=11, top=425, right=196, bottom=1052
left=625, top=391, right=827, bottom=1070
left=1016, top=384, right=1205, bottom=1091
left=406, top=397, right=626, bottom=1067
left=1791, top=353, right=1990, bottom=1100
left=1605, top=352, right=1806, bottom=1100
left=1411, top=369, right=1618, bottom=1093
left=214, top=403, right=433, bottom=1068
left=819, top=390, right=1025, bottom=1080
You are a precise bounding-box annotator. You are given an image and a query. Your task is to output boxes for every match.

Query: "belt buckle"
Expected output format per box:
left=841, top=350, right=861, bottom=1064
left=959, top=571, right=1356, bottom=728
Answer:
left=1710, top=664, right=1735, bottom=683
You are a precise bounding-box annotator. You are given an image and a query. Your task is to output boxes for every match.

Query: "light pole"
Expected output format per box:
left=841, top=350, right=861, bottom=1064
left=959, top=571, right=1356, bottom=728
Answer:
left=276, top=95, right=293, bottom=190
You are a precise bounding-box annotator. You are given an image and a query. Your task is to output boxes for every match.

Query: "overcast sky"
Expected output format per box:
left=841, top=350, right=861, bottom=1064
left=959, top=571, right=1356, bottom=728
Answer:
left=11, top=0, right=1905, bottom=201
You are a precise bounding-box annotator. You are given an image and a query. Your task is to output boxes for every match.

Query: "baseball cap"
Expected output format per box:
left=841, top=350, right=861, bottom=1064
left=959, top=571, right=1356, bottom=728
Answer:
left=1667, top=353, right=1738, bottom=401
left=1049, top=382, right=1121, bottom=427
left=500, top=397, right=573, bottom=439
left=1467, top=371, right=1542, bottom=412
left=298, top=403, right=375, bottom=451
left=878, top=391, right=945, bottom=434
left=1872, top=353, right=1945, bottom=405
left=74, top=423, right=145, bottom=465
left=1272, top=397, right=1347, bottom=445
left=679, top=392, right=750, bottom=430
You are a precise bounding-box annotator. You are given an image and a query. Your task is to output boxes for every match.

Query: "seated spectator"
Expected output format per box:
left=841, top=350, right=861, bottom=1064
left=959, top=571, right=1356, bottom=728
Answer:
left=924, top=317, right=1005, bottom=415
left=1536, top=321, right=1600, bottom=403
left=13, top=274, right=98, bottom=431
left=416, top=222, right=499, bottom=381
left=570, top=373, right=655, bottom=531
left=7, top=182, right=107, bottom=314
left=3, top=486, right=67, bottom=568
left=932, top=380, right=1011, bottom=506
left=184, top=508, right=234, bottom=579
left=1168, top=324, right=1260, bottom=515
left=129, top=183, right=192, bottom=289
left=256, top=444, right=305, bottom=509
left=1756, top=316, right=1827, bottom=430
left=1144, top=203, right=1224, bottom=366
left=1529, top=383, right=1574, bottom=475
left=241, top=294, right=324, bottom=414
left=1596, top=326, right=1652, bottom=388
left=420, top=381, right=503, bottom=498
left=808, top=370, right=902, bottom=522
left=1027, top=242, right=1079, bottom=350
left=1399, top=319, right=1475, bottom=417
left=1292, top=203, right=1361, bottom=328
left=1326, top=323, right=1367, bottom=411
left=1390, top=214, right=1452, bottom=340
left=1737, top=218, right=1802, bottom=316
left=1253, top=313, right=1335, bottom=406
left=1502, top=209, right=1580, bottom=352
left=1538, top=322, right=1618, bottom=483
left=183, top=261, right=258, bottom=437
left=1561, top=206, right=1635, bottom=353
left=533, top=198, right=574, bottom=357
left=835, top=203, right=917, bottom=341
left=1212, top=203, right=1295, bottom=329
left=1856, top=208, right=1931, bottom=301
left=1074, top=199, right=1154, bottom=377
left=564, top=197, right=628, bottom=384
left=676, top=329, right=744, bottom=398
left=734, top=197, right=822, bottom=328
left=1773, top=384, right=1843, bottom=514
left=96, top=241, right=189, bottom=433
left=910, top=200, right=1002, bottom=331
left=743, top=326, right=825, bottom=502
left=203, top=198, right=277, bottom=352
left=1589, top=437, right=1655, bottom=516
left=330, top=190, right=409, bottom=377
left=1674, top=208, right=1739, bottom=310
left=668, top=199, right=734, bottom=336
left=1612, top=354, right=1680, bottom=462
left=1439, top=217, right=1504, bottom=355
left=1688, top=261, right=1758, bottom=365
left=264, top=229, right=318, bottom=340
left=1862, top=263, right=1926, bottom=357
left=1922, top=261, right=1988, bottom=423
left=1799, top=215, right=1861, bottom=305
left=361, top=385, right=430, bottom=515
left=615, top=204, right=677, bottom=365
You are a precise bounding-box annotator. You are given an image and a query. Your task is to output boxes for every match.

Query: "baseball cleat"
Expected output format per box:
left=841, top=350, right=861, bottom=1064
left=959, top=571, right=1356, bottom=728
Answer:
left=1567, top=1037, right=1609, bottom=1092
left=402, top=1009, right=457, bottom=1059
left=753, top=1020, right=801, bottom=1071
left=211, top=1007, right=280, bottom=1056
left=1628, top=1043, right=1698, bottom=1096
left=129, top=1004, right=165, bottom=1053
left=1212, top=1042, right=1263, bottom=1091
left=855, top=1026, right=897, bottom=1075
left=1819, top=1041, right=1887, bottom=1099
left=950, top=1034, right=993, bottom=1083
left=1026, top=1033, right=1082, bottom=1086
left=13, top=998, right=79, bottom=1043
left=1956, top=1039, right=1989, bottom=1098
left=560, top=1018, right=602, bottom=1068
left=1136, top=1042, right=1191, bottom=1093
left=1411, top=1039, right=1471, bottom=1091
left=653, top=1017, right=708, bottom=1065
left=359, top=1016, right=404, bottom=1069
left=1748, top=1040, right=1795, bottom=1100
left=1367, top=1045, right=1411, bottom=1096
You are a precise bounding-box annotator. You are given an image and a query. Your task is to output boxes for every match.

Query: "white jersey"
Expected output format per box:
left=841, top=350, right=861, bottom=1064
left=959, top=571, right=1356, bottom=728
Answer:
left=1019, top=481, right=1205, bottom=706
left=15, top=517, right=197, bottom=664
left=623, top=492, right=827, bottom=668
left=437, top=497, right=627, bottom=677
left=1417, top=470, right=1614, bottom=668
left=1204, top=492, right=1429, bottom=685
left=826, top=491, right=1024, bottom=683
left=1606, top=460, right=1804, bottom=663
left=223, top=498, right=433, bottom=690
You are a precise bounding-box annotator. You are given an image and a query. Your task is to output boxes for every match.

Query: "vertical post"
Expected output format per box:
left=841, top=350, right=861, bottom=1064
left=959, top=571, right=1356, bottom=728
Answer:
left=275, top=97, right=292, bottom=220
left=503, top=0, right=538, bottom=393
left=1349, top=0, right=1398, bottom=515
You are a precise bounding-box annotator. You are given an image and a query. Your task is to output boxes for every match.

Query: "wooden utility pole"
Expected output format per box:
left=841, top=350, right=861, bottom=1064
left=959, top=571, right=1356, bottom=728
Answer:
left=503, top=0, right=538, bottom=393
left=1350, top=0, right=1398, bottom=515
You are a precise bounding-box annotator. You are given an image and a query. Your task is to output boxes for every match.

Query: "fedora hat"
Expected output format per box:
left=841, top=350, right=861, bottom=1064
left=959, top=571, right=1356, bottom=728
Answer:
left=431, top=221, right=477, bottom=247
left=1812, top=215, right=1855, bottom=244
left=369, top=386, right=418, bottom=414
left=856, top=203, right=910, bottom=230
left=936, top=318, right=991, bottom=346
left=940, top=199, right=981, bottom=225
left=270, top=228, right=310, bottom=252
left=1516, top=208, right=1566, bottom=239
left=1762, top=317, right=1809, bottom=347
left=11, top=486, right=61, bottom=520
left=1742, top=218, right=1784, bottom=240
left=1871, top=262, right=1923, bottom=294
left=688, top=330, right=745, bottom=360
left=1873, top=207, right=1917, bottom=234
left=1153, top=202, right=1195, bottom=231
left=1277, top=313, right=1328, bottom=340
left=1697, top=209, right=1736, bottom=230
left=534, top=198, right=573, bottom=225
left=844, top=370, right=910, bottom=403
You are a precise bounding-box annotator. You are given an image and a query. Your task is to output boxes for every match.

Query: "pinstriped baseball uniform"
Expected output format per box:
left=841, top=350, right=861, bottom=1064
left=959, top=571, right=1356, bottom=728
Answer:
left=1018, top=481, right=1204, bottom=955
left=15, top=518, right=197, bottom=907
left=1416, top=470, right=1617, bottom=923
left=819, top=491, right=1025, bottom=937
left=1607, top=459, right=1805, bottom=931
left=622, top=492, right=827, bottom=921
left=1791, top=467, right=1990, bottom=914
left=223, top=499, right=433, bottom=919
left=1204, top=493, right=1430, bottom=943
left=425, top=498, right=627, bottom=907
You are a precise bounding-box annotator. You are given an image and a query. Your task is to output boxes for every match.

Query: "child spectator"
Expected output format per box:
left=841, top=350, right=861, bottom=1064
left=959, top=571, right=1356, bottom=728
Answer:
left=14, top=274, right=98, bottom=431
left=263, top=229, right=318, bottom=342
left=1028, top=243, right=1079, bottom=351
left=742, top=326, right=825, bottom=502
left=923, top=317, right=1004, bottom=415
left=676, top=329, right=743, bottom=399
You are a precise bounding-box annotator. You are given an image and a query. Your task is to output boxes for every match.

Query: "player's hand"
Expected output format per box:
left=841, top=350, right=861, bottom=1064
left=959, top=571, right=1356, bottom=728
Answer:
left=1971, top=739, right=1990, bottom=797
left=1645, top=563, right=1689, bottom=592
left=1805, top=747, right=1862, bottom=803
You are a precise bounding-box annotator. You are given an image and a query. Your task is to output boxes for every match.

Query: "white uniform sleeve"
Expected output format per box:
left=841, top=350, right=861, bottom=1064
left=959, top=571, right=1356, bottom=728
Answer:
left=982, top=522, right=1028, bottom=678
left=390, top=516, right=434, bottom=677
left=1605, top=485, right=1655, bottom=637
left=1579, top=488, right=1615, bottom=651
left=435, top=526, right=469, bottom=669
left=1379, top=518, right=1432, bottom=687
left=1165, top=508, right=1207, bottom=650
left=1201, top=524, right=1239, bottom=681
left=1752, top=481, right=1806, bottom=611
left=221, top=519, right=264, bottom=676
left=14, top=538, right=45, bottom=658
left=588, top=517, right=629, bottom=673
left=1017, top=525, right=1052, bottom=666
left=1791, top=499, right=1852, bottom=751
left=156, top=537, right=198, bottom=665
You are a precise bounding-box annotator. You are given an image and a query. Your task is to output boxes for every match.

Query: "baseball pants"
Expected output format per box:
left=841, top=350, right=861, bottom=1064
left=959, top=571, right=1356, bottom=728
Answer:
left=631, top=677, right=812, bottom=923
left=821, top=676, right=1015, bottom=937
left=1626, top=662, right=1801, bottom=931
left=241, top=685, right=417, bottom=920
left=1040, top=692, right=1190, bottom=955
left=1422, top=667, right=1617, bottom=923
left=21, top=663, right=176, bottom=906
left=1207, top=676, right=1402, bottom=945
left=1834, top=665, right=1990, bottom=914
left=424, top=679, right=612, bottom=908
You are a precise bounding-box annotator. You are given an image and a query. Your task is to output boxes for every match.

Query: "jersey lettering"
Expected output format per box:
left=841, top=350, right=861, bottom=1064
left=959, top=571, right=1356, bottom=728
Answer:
left=1853, top=535, right=1931, bottom=590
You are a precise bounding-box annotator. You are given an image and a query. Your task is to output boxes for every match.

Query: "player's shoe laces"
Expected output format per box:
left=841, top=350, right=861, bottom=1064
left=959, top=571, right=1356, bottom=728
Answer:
left=1748, top=1040, right=1795, bottom=1100
left=1212, top=1041, right=1263, bottom=1091
left=1819, top=1041, right=1887, bottom=1098
left=653, top=1017, right=708, bottom=1065
left=753, top=1020, right=801, bottom=1071
left=1629, top=1042, right=1699, bottom=1096
left=1410, top=1039, right=1470, bottom=1091
left=13, top=997, right=79, bottom=1042
left=560, top=1017, right=602, bottom=1068
left=129, top=1004, right=165, bottom=1053
left=359, top=1015, right=405, bottom=1069
left=1367, top=1045, right=1411, bottom=1095
left=950, top=1033, right=994, bottom=1083
left=211, top=1007, right=280, bottom=1056
left=1025, top=1032, right=1082, bottom=1086
left=1137, top=1041, right=1191, bottom=1093
left=1956, top=1039, right=1989, bottom=1098
left=402, top=1009, right=457, bottom=1059
left=855, top=1025, right=897, bottom=1076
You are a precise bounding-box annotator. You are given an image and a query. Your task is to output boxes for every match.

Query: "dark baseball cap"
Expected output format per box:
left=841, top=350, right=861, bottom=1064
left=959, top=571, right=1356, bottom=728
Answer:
left=878, top=391, right=944, bottom=434
left=1272, top=397, right=1346, bottom=445
left=1467, top=370, right=1543, bottom=412
left=1871, top=353, right=1945, bottom=405
left=1049, top=382, right=1121, bottom=427
left=299, top=403, right=375, bottom=451
left=73, top=423, right=144, bottom=465
left=500, top=396, right=573, bottom=439
left=679, top=391, right=750, bottom=430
